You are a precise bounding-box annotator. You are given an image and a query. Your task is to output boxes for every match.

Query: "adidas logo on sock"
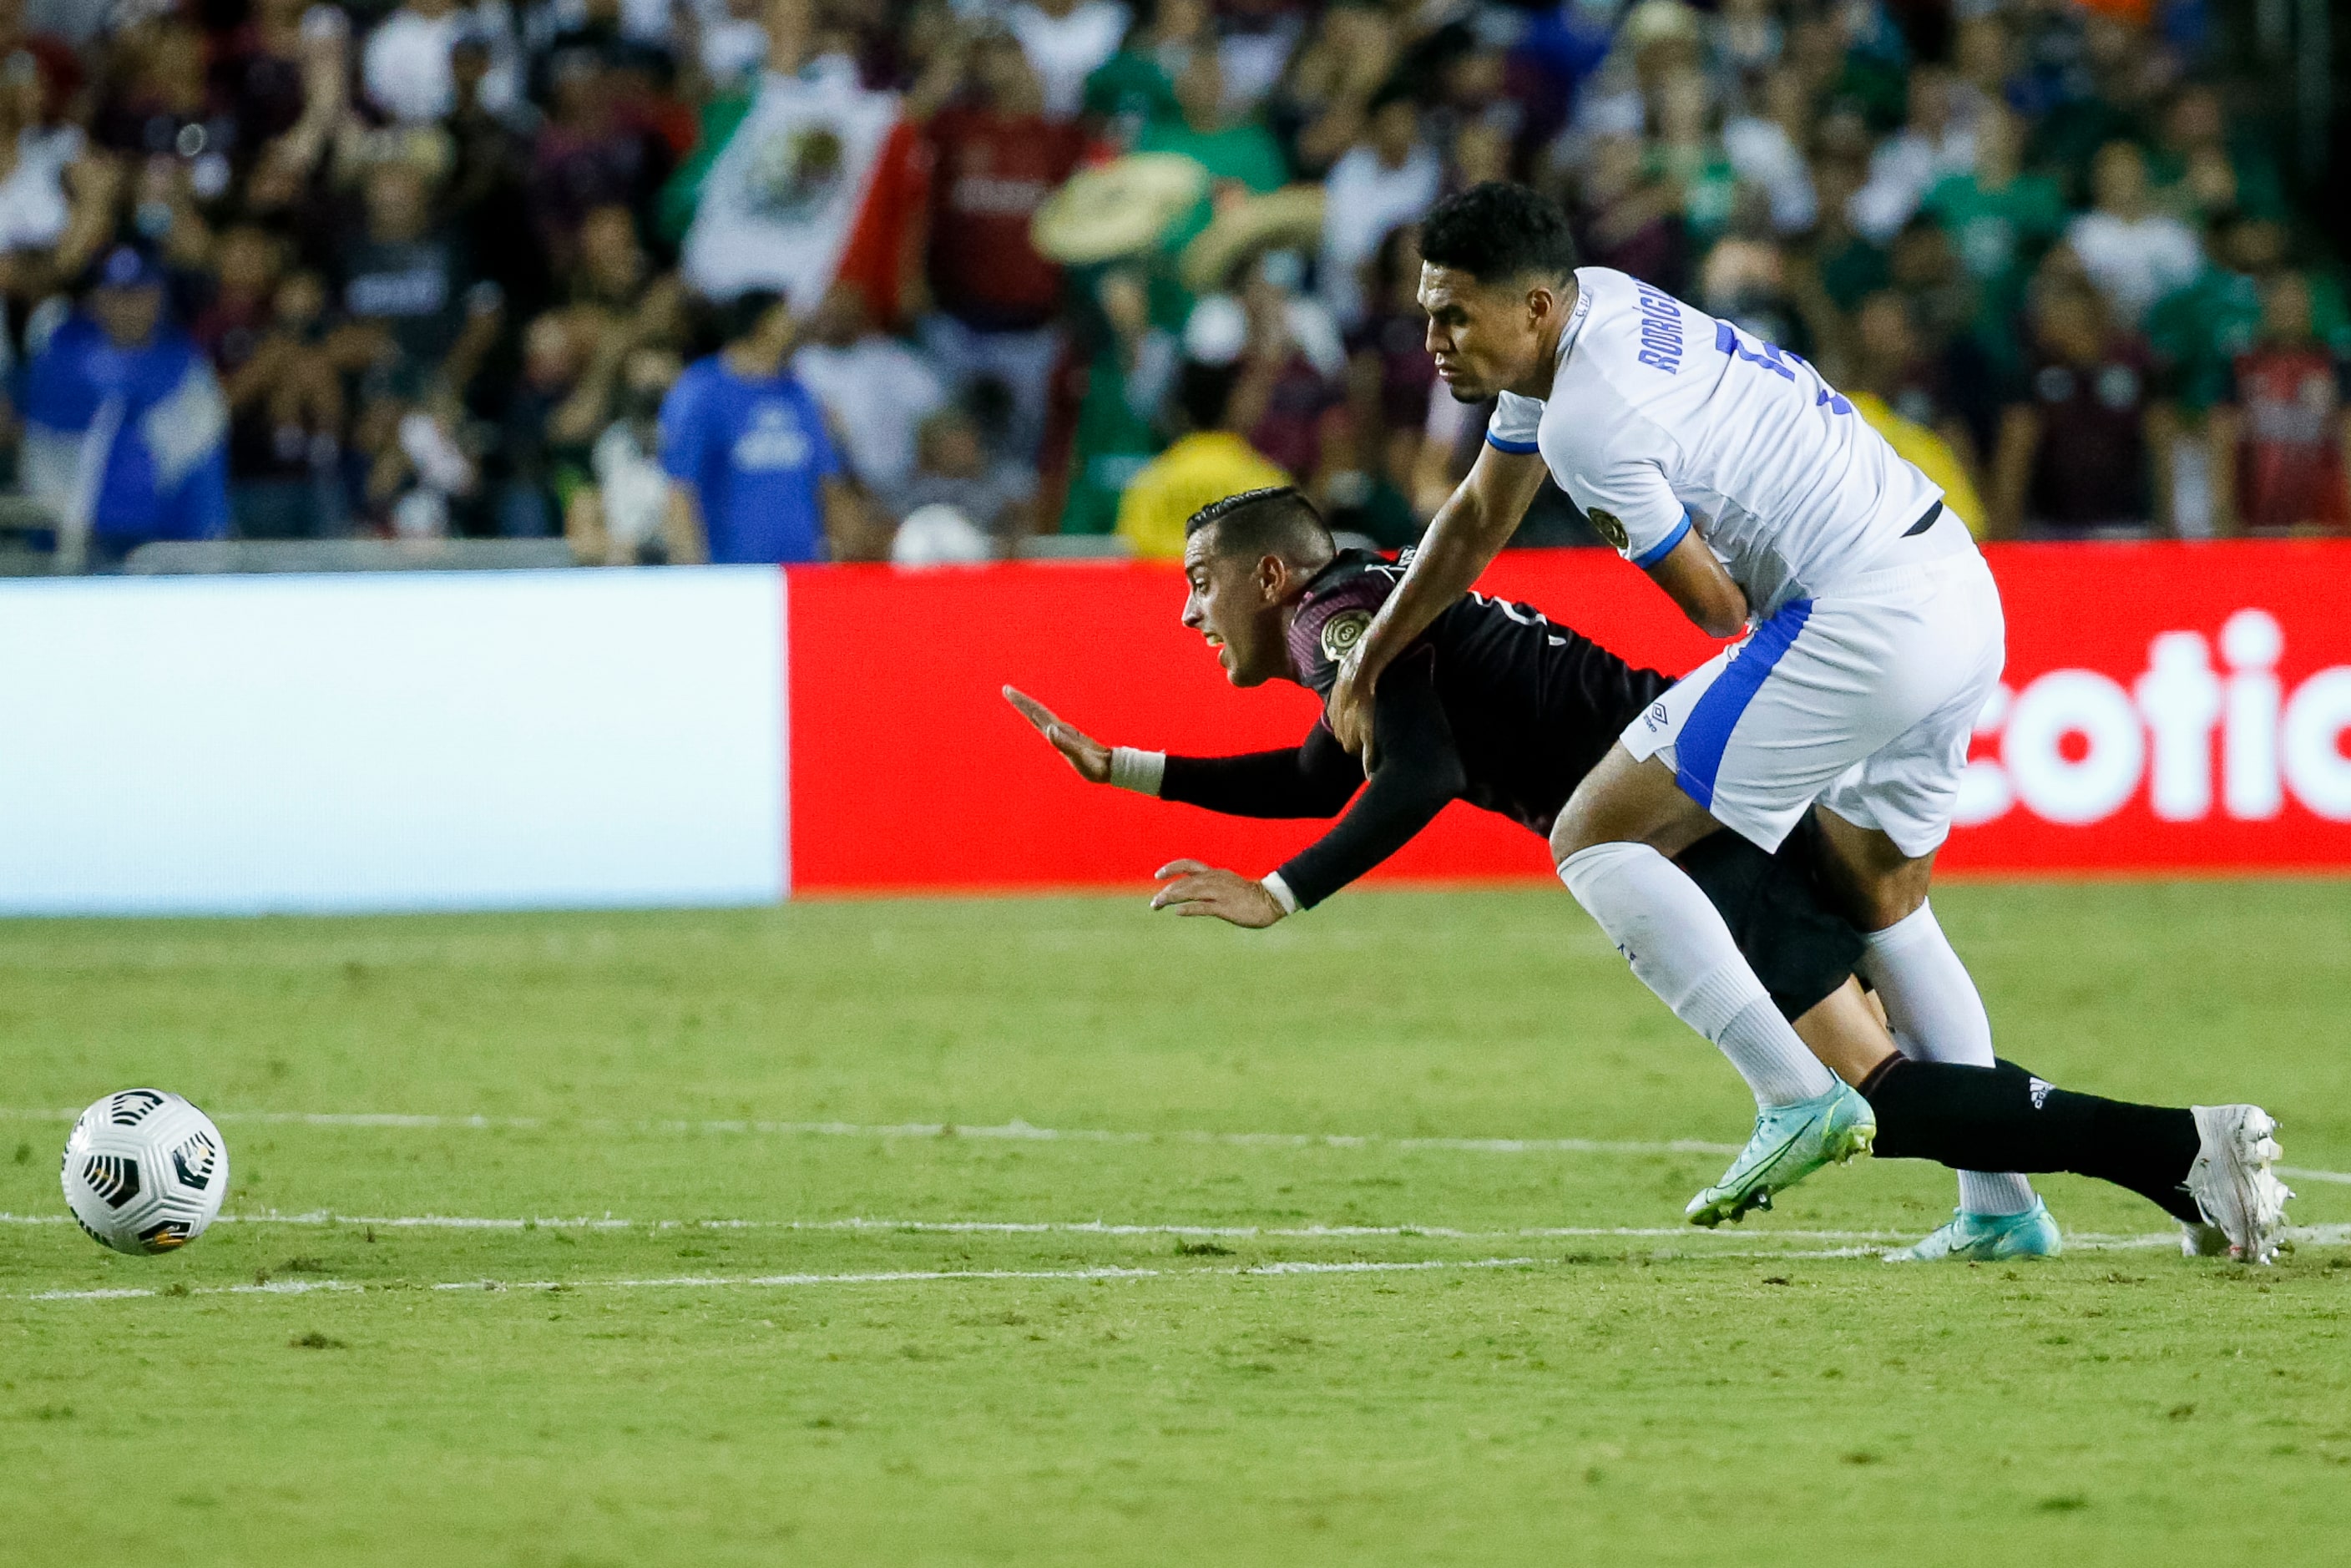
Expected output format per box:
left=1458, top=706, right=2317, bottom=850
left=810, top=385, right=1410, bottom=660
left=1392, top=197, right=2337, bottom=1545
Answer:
left=2028, top=1076, right=2053, bottom=1110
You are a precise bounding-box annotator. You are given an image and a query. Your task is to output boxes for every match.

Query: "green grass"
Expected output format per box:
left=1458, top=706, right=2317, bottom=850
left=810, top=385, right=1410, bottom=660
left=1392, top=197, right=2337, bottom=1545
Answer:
left=3, top=883, right=2348, bottom=1566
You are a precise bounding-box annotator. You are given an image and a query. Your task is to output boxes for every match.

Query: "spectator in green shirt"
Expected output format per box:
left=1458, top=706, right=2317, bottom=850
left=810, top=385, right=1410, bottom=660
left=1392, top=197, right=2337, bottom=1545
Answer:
left=1804, top=151, right=1888, bottom=314
left=2145, top=215, right=2273, bottom=420
left=1059, top=266, right=1178, bottom=536
left=1080, top=0, right=1205, bottom=151
left=1648, top=68, right=1740, bottom=250
left=1921, top=104, right=2066, bottom=371
left=2147, top=215, right=2351, bottom=418
left=1133, top=44, right=1291, bottom=256
left=2145, top=83, right=2287, bottom=229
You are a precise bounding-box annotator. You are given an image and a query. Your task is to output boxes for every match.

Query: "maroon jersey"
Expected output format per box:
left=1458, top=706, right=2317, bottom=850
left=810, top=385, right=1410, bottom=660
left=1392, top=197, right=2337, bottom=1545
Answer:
left=925, top=109, right=1084, bottom=331
left=1282, top=549, right=1671, bottom=838
left=2230, top=345, right=2351, bottom=534
left=2022, top=345, right=2154, bottom=530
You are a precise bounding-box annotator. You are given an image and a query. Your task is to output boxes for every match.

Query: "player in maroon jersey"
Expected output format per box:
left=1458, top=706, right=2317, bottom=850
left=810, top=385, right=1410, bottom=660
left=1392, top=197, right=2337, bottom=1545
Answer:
left=1004, top=486, right=2289, bottom=1259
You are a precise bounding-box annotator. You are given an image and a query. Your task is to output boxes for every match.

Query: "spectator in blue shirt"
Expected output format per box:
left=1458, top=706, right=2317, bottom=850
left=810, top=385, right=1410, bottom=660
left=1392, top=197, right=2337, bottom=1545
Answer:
left=659, top=291, right=879, bottom=564
left=23, top=246, right=230, bottom=570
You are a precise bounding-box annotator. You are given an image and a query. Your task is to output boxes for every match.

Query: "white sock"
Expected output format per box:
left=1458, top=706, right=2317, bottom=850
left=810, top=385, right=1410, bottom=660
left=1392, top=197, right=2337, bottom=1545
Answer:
left=1560, top=842, right=1838, bottom=1108
left=1859, top=901, right=2036, bottom=1217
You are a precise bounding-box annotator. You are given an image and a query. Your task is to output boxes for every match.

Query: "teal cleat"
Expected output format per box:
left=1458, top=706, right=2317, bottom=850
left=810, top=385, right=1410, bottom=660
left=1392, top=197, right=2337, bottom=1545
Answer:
left=1883, top=1199, right=2063, bottom=1262
left=1684, top=1082, right=1876, bottom=1227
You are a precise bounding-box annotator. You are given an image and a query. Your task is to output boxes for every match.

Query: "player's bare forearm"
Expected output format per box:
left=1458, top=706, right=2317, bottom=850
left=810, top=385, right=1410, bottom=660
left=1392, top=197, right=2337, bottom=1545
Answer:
left=1329, top=446, right=1543, bottom=753
left=1359, top=449, right=1537, bottom=673
left=1645, top=529, right=1748, bottom=638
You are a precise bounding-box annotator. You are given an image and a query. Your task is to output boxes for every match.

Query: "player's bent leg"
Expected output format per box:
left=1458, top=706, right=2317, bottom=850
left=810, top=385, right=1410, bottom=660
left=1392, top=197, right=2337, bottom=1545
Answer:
left=1554, top=750, right=1869, bottom=1222
left=1855, top=1053, right=2295, bottom=1263
left=1774, top=979, right=2303, bottom=1261
left=1550, top=741, right=1723, bottom=859
left=1814, top=808, right=2045, bottom=1229
left=1779, top=979, right=2052, bottom=1257
left=1552, top=751, right=1847, bottom=1107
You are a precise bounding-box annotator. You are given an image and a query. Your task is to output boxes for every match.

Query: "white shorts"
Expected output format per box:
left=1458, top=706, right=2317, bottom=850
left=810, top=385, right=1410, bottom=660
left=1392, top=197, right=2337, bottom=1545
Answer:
left=1621, top=526, right=2005, bottom=857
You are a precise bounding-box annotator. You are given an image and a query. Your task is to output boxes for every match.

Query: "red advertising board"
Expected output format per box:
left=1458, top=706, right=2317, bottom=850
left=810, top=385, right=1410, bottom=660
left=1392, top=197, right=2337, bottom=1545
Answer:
left=786, top=541, right=2351, bottom=892
left=1942, top=540, right=2351, bottom=874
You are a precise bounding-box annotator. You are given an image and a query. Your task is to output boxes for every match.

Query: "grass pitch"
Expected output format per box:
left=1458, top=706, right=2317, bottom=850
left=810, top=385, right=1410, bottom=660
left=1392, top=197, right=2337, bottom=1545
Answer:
left=3, top=882, right=2348, bottom=1566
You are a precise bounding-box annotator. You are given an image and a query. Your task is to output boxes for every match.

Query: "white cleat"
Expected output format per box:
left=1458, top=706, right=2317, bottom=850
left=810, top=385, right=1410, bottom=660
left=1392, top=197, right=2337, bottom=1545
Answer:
left=2184, top=1105, right=2293, bottom=1266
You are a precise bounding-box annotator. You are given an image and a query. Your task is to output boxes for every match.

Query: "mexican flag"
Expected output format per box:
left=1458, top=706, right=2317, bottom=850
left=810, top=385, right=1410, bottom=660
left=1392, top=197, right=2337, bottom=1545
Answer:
left=668, top=58, right=928, bottom=321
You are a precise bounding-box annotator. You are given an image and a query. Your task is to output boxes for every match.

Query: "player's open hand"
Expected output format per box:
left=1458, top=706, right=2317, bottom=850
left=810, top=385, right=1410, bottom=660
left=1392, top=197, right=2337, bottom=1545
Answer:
left=1004, top=685, right=1113, bottom=784
left=1150, top=860, right=1287, bottom=928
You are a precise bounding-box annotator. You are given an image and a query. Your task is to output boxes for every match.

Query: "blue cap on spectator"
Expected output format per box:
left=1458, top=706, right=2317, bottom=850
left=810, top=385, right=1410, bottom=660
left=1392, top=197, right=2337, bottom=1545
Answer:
left=96, top=245, right=162, bottom=291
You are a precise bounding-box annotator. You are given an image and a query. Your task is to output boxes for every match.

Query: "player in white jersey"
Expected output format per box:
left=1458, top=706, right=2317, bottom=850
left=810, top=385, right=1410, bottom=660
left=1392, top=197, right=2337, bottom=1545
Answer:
left=1328, top=182, right=2042, bottom=1252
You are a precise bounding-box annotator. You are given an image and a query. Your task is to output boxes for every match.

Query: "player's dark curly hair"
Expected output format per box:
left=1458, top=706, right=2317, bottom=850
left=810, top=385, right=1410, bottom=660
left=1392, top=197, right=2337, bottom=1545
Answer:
left=1185, top=487, right=1335, bottom=568
left=1418, top=181, right=1579, bottom=286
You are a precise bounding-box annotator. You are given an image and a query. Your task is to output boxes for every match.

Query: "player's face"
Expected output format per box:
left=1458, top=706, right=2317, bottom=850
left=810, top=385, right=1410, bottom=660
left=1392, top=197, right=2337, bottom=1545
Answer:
left=1181, top=534, right=1287, bottom=688
left=1418, top=262, right=1555, bottom=402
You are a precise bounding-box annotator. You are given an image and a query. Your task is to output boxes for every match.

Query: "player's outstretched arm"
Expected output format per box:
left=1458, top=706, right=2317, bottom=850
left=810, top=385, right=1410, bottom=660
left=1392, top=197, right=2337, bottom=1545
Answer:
left=1160, top=728, right=1360, bottom=819
left=1006, top=685, right=1352, bottom=813
left=1157, top=652, right=1467, bottom=929
left=1004, top=685, right=1114, bottom=784
left=1327, top=443, right=1545, bottom=757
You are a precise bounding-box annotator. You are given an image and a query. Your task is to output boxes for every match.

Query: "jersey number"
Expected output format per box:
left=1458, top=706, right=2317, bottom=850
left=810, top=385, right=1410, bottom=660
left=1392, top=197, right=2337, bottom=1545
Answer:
left=1714, top=321, right=1853, bottom=415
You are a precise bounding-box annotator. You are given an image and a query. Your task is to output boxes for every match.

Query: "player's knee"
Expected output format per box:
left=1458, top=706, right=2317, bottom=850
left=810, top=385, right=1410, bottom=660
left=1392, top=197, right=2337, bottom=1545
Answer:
left=1552, top=751, right=1710, bottom=866
left=1850, top=873, right=1931, bottom=933
left=1820, top=852, right=1931, bottom=931
left=1550, top=779, right=1629, bottom=864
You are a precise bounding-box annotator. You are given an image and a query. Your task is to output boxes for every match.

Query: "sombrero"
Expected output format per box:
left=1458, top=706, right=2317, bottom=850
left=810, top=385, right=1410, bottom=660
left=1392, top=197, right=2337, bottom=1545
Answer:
left=1031, top=154, right=1211, bottom=266
left=1178, top=184, right=1327, bottom=294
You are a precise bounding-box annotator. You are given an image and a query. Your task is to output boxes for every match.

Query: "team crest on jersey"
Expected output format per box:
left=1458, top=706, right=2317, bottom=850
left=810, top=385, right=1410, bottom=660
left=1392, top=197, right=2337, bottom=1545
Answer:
left=1587, top=508, right=1630, bottom=550
left=1319, top=609, right=1372, bottom=665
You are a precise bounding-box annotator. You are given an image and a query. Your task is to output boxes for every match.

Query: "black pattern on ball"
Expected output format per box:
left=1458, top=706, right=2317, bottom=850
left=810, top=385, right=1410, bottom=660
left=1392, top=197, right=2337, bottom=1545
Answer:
left=81, top=1154, right=142, bottom=1209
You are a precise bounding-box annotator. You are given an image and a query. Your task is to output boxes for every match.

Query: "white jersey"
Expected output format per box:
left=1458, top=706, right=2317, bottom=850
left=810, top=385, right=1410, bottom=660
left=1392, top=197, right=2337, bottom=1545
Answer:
left=1488, top=267, right=1943, bottom=617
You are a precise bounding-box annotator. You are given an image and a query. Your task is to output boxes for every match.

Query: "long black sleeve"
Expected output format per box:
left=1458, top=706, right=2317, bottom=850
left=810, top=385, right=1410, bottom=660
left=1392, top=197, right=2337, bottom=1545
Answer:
left=1274, top=649, right=1466, bottom=909
left=1160, top=727, right=1363, bottom=818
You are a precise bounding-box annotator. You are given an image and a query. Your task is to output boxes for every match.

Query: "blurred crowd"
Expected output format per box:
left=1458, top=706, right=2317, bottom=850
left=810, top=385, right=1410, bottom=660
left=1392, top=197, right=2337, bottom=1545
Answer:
left=0, top=0, right=2341, bottom=569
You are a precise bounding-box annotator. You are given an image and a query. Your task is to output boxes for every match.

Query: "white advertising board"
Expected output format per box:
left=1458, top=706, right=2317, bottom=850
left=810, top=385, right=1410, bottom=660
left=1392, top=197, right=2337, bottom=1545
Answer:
left=0, top=569, right=786, bottom=913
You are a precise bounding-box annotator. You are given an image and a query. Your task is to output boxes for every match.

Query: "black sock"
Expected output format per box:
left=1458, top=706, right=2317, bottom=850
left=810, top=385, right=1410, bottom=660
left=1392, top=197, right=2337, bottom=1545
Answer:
left=1858, top=1056, right=2204, bottom=1225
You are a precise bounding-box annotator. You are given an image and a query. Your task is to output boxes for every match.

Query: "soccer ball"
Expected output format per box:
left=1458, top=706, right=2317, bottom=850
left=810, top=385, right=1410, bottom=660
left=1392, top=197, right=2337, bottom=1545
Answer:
left=60, top=1090, right=229, bottom=1255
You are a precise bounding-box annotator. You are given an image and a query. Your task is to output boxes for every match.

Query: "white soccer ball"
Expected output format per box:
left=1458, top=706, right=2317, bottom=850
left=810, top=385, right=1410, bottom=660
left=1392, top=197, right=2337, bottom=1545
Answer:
left=60, top=1090, right=229, bottom=1255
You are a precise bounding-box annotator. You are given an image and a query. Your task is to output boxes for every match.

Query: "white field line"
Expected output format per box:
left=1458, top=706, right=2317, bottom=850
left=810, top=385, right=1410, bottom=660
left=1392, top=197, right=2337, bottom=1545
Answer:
left=8, top=1105, right=2345, bottom=1181
left=25, top=1257, right=1540, bottom=1302
left=0, top=1211, right=1921, bottom=1242
left=0, top=1105, right=1737, bottom=1156
left=22, top=1225, right=2351, bottom=1303
left=8, top=1211, right=2344, bottom=1251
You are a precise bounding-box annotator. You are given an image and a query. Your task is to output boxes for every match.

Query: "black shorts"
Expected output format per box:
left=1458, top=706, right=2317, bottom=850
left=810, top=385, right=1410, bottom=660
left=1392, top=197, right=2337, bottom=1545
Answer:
left=1675, top=813, right=1867, bottom=1021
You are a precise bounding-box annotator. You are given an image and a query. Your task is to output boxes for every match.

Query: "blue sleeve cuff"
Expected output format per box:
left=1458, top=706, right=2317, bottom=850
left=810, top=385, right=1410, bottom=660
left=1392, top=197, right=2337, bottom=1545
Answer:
left=1629, top=511, right=1692, bottom=569
left=1484, top=432, right=1541, bottom=454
